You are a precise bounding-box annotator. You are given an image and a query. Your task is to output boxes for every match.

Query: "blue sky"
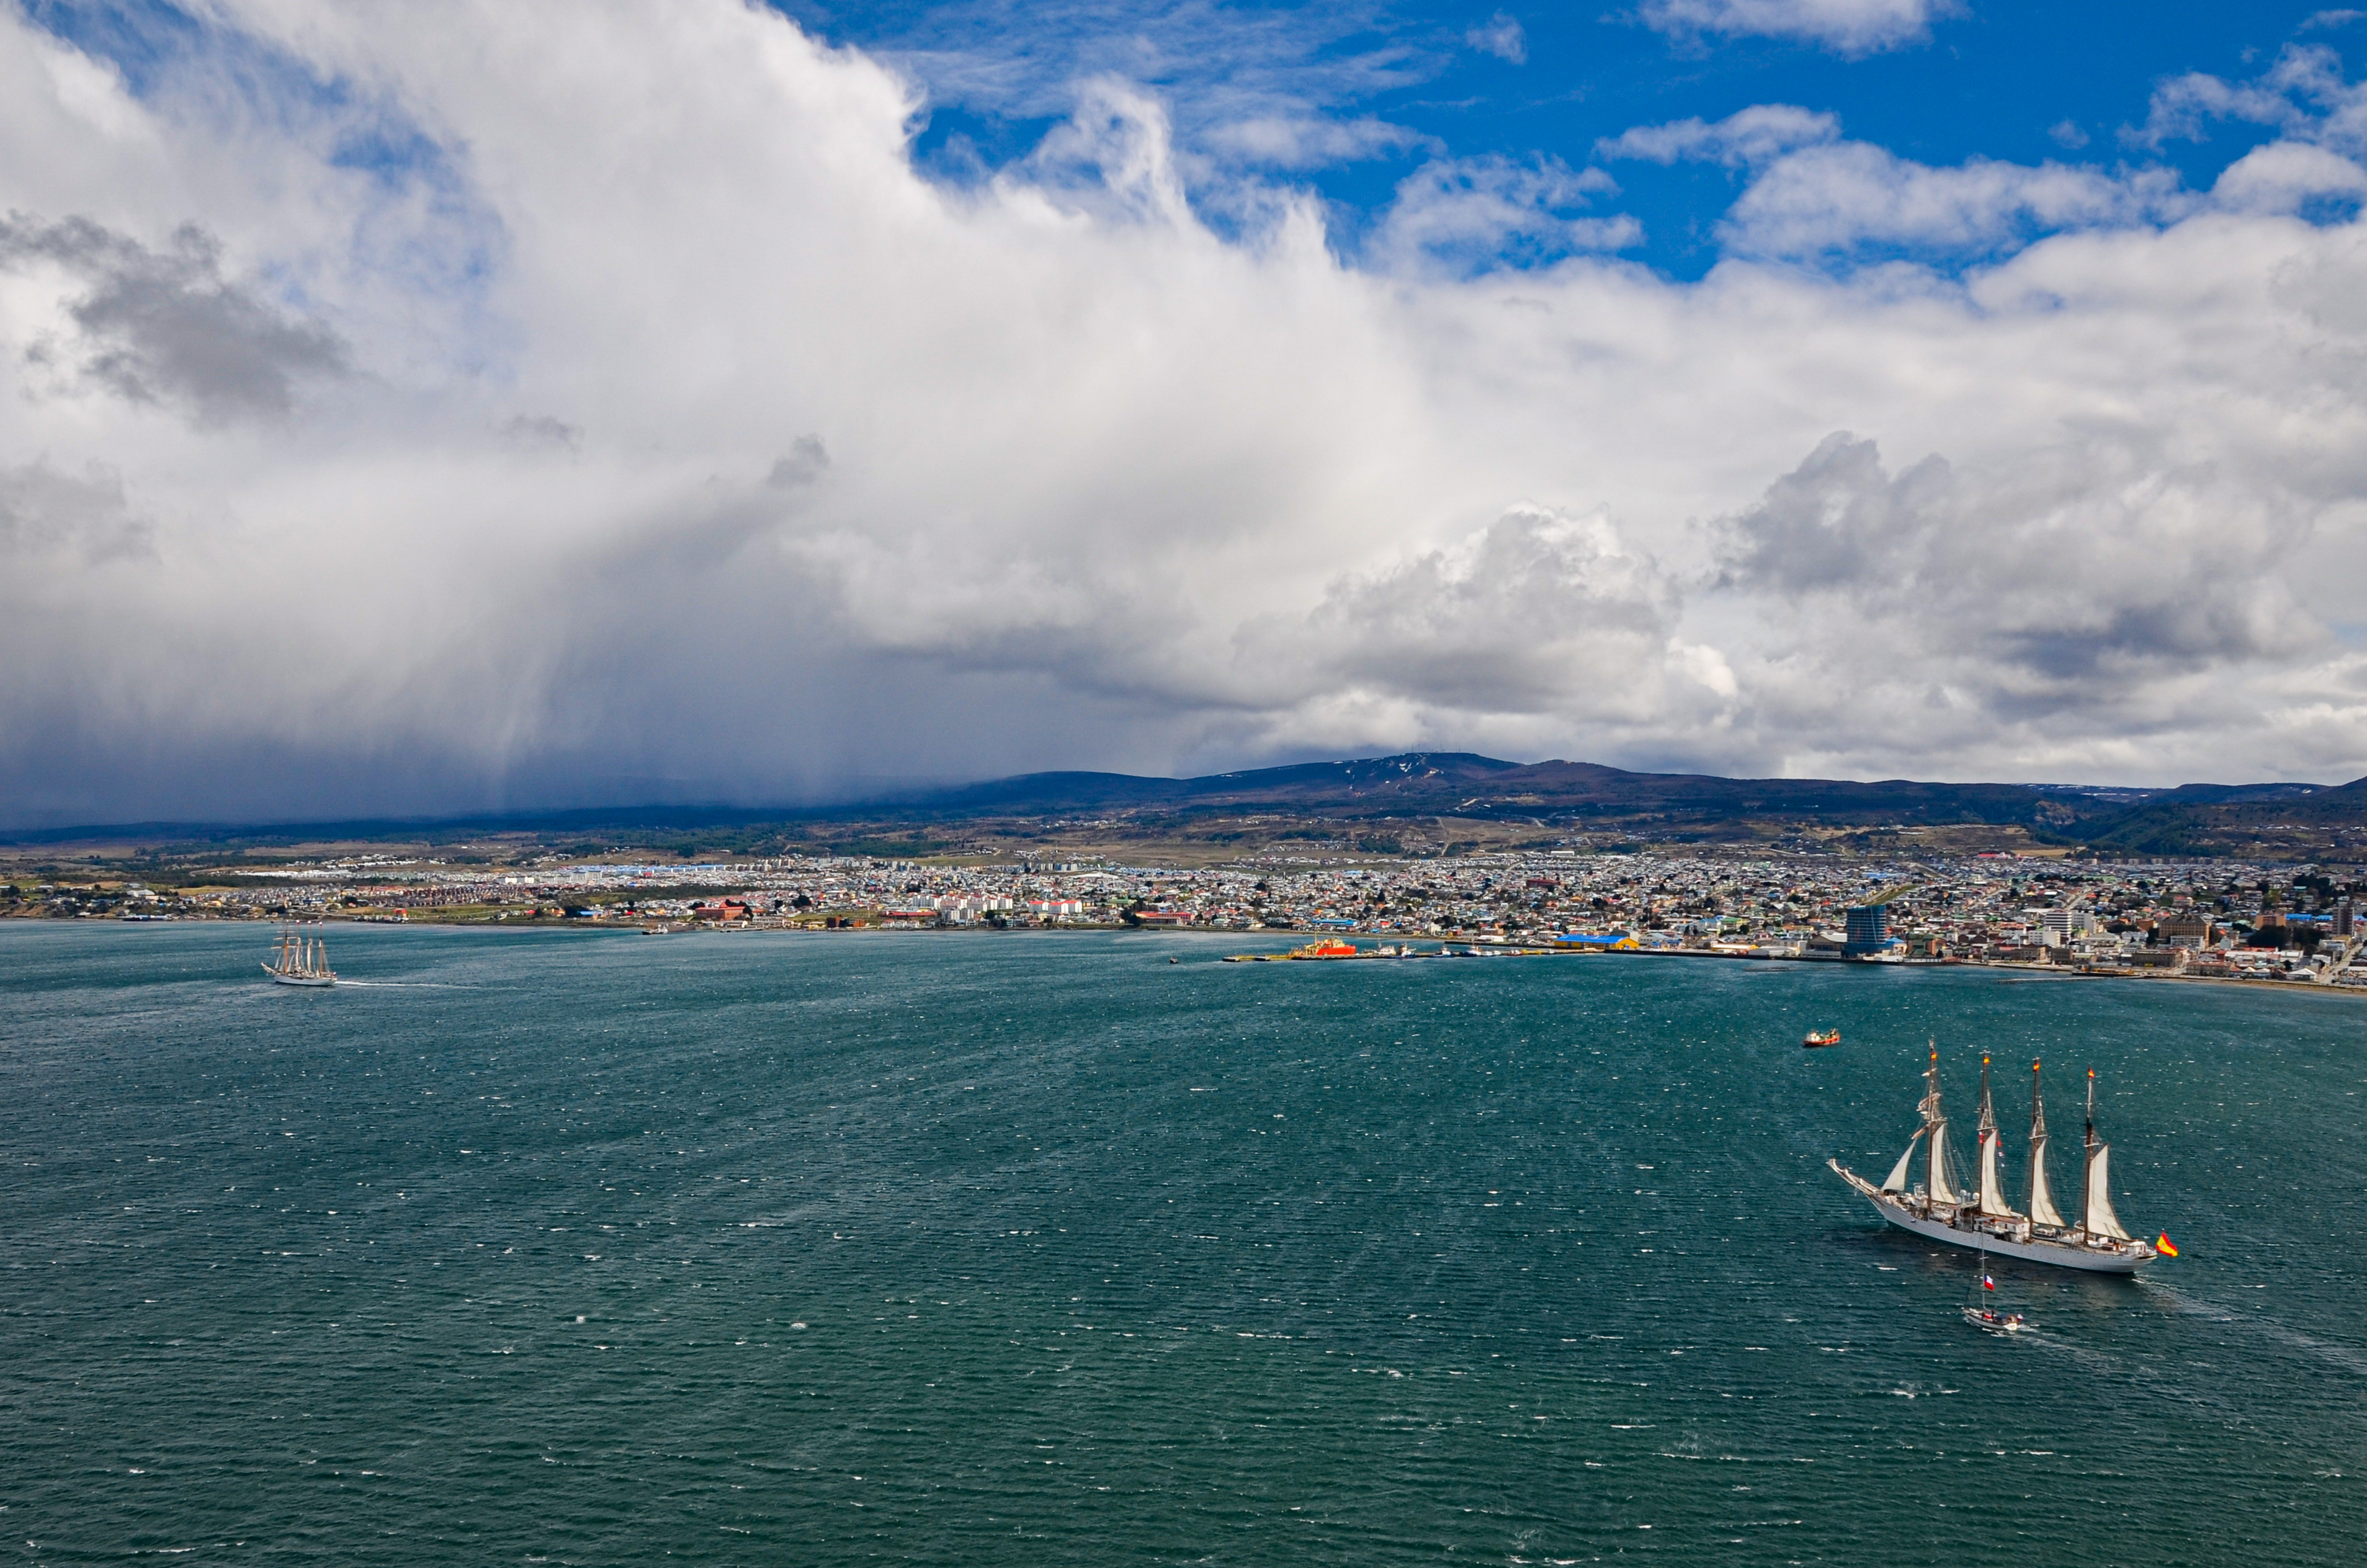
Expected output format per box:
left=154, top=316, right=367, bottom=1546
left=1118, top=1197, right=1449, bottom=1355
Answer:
left=784, top=1, right=2366, bottom=276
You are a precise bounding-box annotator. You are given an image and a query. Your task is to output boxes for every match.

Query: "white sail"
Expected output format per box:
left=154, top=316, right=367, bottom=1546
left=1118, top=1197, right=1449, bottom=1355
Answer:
left=1928, top=1122, right=1959, bottom=1206
left=1883, top=1131, right=1924, bottom=1193
left=2028, top=1135, right=2066, bottom=1228
left=1978, top=1129, right=2021, bottom=1218
left=2083, top=1144, right=2131, bottom=1240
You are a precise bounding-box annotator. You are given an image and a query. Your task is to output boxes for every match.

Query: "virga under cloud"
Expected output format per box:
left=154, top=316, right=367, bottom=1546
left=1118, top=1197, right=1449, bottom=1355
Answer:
left=1, top=1, right=2365, bottom=825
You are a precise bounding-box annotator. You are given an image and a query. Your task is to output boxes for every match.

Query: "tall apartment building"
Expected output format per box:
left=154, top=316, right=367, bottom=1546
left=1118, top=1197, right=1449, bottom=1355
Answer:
left=1843, top=904, right=1889, bottom=957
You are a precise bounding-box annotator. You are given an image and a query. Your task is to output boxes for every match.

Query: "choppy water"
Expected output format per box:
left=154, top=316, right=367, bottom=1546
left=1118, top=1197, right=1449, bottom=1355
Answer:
left=2, top=924, right=2362, bottom=1565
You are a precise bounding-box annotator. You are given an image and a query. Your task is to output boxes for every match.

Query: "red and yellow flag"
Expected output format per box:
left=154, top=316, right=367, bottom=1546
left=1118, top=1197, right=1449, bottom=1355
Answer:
left=2156, top=1233, right=2179, bottom=1257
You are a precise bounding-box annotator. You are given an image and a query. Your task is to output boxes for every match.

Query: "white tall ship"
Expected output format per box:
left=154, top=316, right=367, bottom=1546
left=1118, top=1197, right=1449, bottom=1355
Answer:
left=1829, top=1049, right=2157, bottom=1273
left=262, top=926, right=338, bottom=987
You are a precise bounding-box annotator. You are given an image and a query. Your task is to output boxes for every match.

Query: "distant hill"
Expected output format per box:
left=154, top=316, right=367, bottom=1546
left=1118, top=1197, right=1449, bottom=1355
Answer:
left=908, top=753, right=2074, bottom=828
left=887, top=752, right=2367, bottom=859
left=2072, top=774, right=2367, bottom=859
left=10, top=753, right=2366, bottom=862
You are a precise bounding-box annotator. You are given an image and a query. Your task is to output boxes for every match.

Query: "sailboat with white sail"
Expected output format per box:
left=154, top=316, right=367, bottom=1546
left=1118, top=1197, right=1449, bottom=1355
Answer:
left=1962, top=1246, right=2028, bottom=1333
left=1828, top=1047, right=2157, bottom=1274
left=262, top=925, right=338, bottom=987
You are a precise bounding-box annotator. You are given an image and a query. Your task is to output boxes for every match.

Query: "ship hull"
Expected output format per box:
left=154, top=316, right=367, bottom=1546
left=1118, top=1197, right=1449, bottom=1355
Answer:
left=1871, top=1203, right=2148, bottom=1273
left=264, top=965, right=336, bottom=988
left=1828, top=1160, right=2153, bottom=1273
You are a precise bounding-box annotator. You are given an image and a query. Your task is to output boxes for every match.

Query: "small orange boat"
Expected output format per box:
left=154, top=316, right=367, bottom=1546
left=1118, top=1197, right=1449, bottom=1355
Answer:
left=1294, top=938, right=1359, bottom=959
left=1802, top=1028, right=1841, bottom=1048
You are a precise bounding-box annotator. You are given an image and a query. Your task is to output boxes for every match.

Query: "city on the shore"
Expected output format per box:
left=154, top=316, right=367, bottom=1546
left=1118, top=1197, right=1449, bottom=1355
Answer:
left=13, top=846, right=2362, bottom=990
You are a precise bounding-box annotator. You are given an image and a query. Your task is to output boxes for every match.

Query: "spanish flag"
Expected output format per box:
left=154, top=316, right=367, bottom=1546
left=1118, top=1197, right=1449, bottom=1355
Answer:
left=2156, top=1233, right=2179, bottom=1257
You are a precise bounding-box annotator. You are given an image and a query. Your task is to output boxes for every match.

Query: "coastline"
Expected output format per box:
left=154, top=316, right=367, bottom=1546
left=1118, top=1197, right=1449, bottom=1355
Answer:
left=38, top=913, right=2366, bottom=998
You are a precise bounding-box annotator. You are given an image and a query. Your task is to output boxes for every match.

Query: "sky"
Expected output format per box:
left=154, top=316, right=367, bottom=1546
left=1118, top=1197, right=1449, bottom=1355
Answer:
left=5, top=0, right=2367, bottom=826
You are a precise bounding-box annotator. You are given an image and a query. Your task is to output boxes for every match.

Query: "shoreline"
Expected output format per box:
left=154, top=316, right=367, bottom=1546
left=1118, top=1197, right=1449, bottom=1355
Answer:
left=30, top=915, right=2365, bottom=998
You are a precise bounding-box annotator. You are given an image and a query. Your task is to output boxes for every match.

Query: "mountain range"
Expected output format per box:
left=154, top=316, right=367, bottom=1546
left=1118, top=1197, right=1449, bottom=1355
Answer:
left=11, top=754, right=2367, bottom=864
left=888, top=753, right=2367, bottom=860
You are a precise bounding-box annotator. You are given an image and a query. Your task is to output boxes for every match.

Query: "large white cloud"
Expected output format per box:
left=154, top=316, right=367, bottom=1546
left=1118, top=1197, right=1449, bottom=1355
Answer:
left=1, top=0, right=2365, bottom=827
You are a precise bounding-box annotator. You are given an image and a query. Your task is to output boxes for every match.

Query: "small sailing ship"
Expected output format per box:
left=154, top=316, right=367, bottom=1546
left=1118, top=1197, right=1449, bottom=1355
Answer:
left=1828, top=1047, right=2157, bottom=1274
left=262, top=925, right=338, bottom=987
left=1961, top=1250, right=2028, bottom=1333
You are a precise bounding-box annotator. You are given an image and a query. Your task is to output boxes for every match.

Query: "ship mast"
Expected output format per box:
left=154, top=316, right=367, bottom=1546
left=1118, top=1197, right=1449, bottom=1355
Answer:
left=1975, top=1054, right=2021, bottom=1218
left=2027, top=1060, right=2065, bottom=1228
left=2078, top=1066, right=2132, bottom=1241
left=1920, top=1044, right=1958, bottom=1205
left=2080, top=1067, right=2096, bottom=1236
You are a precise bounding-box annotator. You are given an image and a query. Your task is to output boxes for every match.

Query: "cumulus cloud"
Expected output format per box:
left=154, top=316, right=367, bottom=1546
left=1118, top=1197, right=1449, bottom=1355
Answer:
left=0, top=213, right=347, bottom=421
left=1594, top=104, right=2232, bottom=265
left=1466, top=12, right=1527, bottom=65
left=1201, top=114, right=1431, bottom=170
left=1719, top=143, right=2187, bottom=259
left=1596, top=104, right=1841, bottom=168
left=1635, top=0, right=1956, bottom=56
left=1699, top=429, right=2351, bottom=777
left=1300, top=504, right=1681, bottom=712
left=2211, top=140, right=2367, bottom=214
left=2, top=1, right=2367, bottom=825
left=2131, top=43, right=2367, bottom=153
left=1623, top=65, right=2367, bottom=266
left=1368, top=155, right=1635, bottom=271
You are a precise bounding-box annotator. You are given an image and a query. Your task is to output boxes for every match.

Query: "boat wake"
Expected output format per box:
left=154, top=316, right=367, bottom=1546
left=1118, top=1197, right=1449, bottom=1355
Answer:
left=2141, top=1280, right=2367, bottom=1376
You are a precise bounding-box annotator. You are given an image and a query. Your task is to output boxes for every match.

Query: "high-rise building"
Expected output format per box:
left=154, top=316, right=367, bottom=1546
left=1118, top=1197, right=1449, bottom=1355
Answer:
left=2041, top=908, right=2096, bottom=941
left=1843, top=904, right=1889, bottom=957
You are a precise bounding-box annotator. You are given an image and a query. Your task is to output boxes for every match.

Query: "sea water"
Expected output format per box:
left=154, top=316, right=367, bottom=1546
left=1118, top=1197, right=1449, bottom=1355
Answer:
left=2, top=924, right=2361, bottom=1565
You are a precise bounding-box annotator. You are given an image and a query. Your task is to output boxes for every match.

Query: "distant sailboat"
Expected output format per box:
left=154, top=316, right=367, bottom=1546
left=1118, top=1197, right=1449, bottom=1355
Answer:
left=1962, top=1245, right=2029, bottom=1334
left=262, top=926, right=337, bottom=987
left=1828, top=1048, right=2157, bottom=1274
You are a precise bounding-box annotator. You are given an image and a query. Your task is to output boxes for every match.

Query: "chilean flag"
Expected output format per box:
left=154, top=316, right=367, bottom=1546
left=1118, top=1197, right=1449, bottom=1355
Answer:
left=1982, top=1273, right=1996, bottom=1291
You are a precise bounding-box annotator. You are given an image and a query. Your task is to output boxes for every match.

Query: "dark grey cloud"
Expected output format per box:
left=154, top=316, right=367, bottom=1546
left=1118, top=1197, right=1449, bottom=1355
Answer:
left=0, top=460, right=153, bottom=562
left=0, top=213, right=347, bottom=423
left=1716, top=431, right=1951, bottom=594
left=1718, top=431, right=2312, bottom=680
left=1699, top=431, right=2333, bottom=774
left=499, top=414, right=582, bottom=450
left=767, top=436, right=830, bottom=488
left=1302, top=504, right=1678, bottom=713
